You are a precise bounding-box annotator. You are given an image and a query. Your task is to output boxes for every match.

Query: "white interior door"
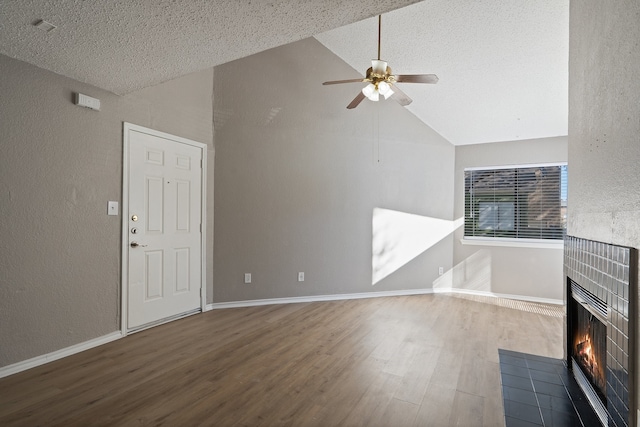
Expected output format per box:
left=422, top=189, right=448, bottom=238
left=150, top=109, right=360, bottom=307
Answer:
left=124, top=125, right=204, bottom=331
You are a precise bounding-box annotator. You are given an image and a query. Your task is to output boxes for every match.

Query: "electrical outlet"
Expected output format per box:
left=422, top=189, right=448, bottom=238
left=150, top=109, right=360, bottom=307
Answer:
left=298, top=272, right=304, bottom=282
left=244, top=273, right=251, bottom=284
left=438, top=267, right=444, bottom=276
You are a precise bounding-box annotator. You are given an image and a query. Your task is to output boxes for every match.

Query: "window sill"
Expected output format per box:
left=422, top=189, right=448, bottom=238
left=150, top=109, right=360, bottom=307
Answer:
left=461, top=238, right=564, bottom=249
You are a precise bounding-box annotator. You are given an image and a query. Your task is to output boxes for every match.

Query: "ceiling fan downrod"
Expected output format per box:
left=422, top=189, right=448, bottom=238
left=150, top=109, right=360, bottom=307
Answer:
left=378, top=14, right=381, bottom=61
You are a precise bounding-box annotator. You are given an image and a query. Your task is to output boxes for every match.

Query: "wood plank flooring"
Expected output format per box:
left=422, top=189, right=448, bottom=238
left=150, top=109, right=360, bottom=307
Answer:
left=0, top=293, right=564, bottom=426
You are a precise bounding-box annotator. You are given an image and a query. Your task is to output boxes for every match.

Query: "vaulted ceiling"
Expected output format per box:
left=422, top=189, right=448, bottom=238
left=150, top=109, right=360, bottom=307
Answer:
left=0, top=0, right=568, bottom=146
left=316, top=1, right=569, bottom=144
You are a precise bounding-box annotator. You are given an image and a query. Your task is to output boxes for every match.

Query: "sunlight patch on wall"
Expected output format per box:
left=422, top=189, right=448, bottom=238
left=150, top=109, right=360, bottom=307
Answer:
left=372, top=208, right=463, bottom=285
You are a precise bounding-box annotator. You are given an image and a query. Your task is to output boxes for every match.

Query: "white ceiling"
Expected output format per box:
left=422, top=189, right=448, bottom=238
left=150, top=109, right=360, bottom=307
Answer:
left=0, top=0, right=568, bottom=146
left=0, top=0, right=420, bottom=94
left=316, top=0, right=569, bottom=145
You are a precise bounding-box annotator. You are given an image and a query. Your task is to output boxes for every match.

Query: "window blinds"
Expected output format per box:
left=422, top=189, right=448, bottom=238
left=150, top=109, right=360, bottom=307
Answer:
left=464, top=164, right=567, bottom=240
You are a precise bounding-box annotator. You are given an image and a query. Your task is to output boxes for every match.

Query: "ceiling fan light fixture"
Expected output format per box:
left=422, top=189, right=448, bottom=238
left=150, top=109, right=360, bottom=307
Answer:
left=378, top=81, right=394, bottom=99
left=362, top=83, right=377, bottom=100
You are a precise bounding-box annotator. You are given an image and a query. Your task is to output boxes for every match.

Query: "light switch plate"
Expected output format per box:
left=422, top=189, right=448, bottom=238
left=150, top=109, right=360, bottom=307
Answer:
left=108, top=201, right=118, bottom=216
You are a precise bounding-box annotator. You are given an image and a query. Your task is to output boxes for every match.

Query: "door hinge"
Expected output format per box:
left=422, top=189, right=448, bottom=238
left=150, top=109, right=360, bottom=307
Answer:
left=200, top=224, right=202, bottom=233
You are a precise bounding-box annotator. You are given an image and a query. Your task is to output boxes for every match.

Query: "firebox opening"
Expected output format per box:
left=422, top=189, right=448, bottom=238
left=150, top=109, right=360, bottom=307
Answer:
left=569, top=294, right=607, bottom=406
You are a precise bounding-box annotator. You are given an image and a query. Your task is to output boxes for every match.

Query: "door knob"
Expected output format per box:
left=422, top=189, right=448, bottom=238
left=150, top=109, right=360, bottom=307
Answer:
left=130, top=242, right=148, bottom=248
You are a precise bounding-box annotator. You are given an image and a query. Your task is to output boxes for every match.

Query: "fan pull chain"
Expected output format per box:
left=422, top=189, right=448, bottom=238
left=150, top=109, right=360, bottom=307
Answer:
left=377, top=104, right=381, bottom=163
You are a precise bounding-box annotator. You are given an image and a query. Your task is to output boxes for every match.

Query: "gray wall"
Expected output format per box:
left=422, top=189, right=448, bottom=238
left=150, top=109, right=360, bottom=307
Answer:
left=212, top=38, right=455, bottom=302
left=449, top=137, right=568, bottom=301
left=568, top=0, right=640, bottom=416
left=1, top=32, right=572, bottom=370
left=0, top=54, right=214, bottom=368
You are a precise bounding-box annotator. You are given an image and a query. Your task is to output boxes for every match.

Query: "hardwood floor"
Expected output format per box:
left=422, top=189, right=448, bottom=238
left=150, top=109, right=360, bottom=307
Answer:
left=0, top=293, right=564, bottom=426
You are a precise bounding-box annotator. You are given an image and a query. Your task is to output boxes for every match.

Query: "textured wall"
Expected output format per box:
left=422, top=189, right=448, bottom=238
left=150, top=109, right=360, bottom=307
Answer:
left=451, top=137, right=568, bottom=301
left=568, top=0, right=640, bottom=419
left=0, top=54, right=214, bottom=368
left=213, top=38, right=455, bottom=302
left=568, top=1, right=640, bottom=247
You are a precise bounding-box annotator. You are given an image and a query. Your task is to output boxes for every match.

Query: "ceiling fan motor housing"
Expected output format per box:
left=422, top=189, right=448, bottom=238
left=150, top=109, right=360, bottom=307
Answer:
left=366, top=60, right=394, bottom=84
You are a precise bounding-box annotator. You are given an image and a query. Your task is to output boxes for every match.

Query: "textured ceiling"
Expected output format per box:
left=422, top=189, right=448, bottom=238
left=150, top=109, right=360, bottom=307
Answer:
left=0, top=0, right=568, bottom=146
left=316, top=0, right=569, bottom=145
left=0, top=0, right=421, bottom=94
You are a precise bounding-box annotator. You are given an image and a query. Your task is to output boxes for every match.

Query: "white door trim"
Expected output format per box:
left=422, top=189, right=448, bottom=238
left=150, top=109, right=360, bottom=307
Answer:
left=121, top=122, right=207, bottom=336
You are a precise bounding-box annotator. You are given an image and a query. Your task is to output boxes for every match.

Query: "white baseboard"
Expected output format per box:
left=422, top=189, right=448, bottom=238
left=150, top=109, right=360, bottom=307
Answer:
left=206, top=287, right=563, bottom=311
left=205, top=288, right=436, bottom=311
left=0, top=331, right=123, bottom=379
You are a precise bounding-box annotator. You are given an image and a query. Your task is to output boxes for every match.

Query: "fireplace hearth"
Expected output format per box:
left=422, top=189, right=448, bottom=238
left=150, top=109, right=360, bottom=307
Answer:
left=565, top=236, right=637, bottom=427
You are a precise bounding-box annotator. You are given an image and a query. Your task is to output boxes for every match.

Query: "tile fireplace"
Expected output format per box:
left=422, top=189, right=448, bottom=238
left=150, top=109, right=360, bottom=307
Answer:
left=565, top=236, right=637, bottom=427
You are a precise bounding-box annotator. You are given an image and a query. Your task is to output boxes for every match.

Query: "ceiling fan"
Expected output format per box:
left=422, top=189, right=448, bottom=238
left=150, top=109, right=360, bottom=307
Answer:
left=323, top=15, right=439, bottom=109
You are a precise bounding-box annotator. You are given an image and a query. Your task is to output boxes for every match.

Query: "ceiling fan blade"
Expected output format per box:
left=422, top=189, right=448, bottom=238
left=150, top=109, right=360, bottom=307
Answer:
left=390, top=85, right=413, bottom=106
left=395, top=74, right=439, bottom=84
left=323, top=78, right=365, bottom=85
left=347, top=92, right=366, bottom=109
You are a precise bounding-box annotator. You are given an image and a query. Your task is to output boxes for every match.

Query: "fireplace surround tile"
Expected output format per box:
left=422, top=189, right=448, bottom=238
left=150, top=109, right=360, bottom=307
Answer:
left=564, top=236, right=637, bottom=427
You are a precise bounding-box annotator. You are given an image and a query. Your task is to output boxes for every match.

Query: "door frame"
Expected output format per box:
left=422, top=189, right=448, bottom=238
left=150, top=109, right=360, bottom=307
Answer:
left=120, top=122, right=207, bottom=336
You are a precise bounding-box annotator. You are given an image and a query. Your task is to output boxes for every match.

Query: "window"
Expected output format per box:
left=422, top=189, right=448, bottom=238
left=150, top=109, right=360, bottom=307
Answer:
left=464, top=164, right=567, bottom=241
